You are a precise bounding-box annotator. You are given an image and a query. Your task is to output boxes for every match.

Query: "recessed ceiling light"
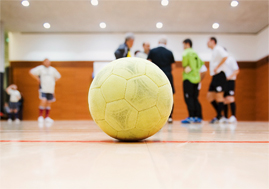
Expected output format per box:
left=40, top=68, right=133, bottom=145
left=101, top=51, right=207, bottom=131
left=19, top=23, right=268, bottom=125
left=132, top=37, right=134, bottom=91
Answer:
left=161, top=0, right=169, bottom=6
left=156, top=22, right=163, bottom=29
left=43, top=23, right=51, bottom=29
left=91, top=0, right=98, bottom=6
left=212, top=23, right=219, bottom=29
left=100, top=22, right=106, bottom=29
left=21, top=0, right=30, bottom=7
left=231, top=1, right=239, bottom=7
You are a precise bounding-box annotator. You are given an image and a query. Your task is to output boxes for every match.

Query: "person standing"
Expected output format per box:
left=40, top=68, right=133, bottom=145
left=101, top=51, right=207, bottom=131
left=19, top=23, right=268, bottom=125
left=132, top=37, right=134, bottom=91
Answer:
left=136, top=42, right=150, bottom=59
left=29, top=59, right=61, bottom=123
left=197, top=64, right=208, bottom=120
left=114, top=33, right=135, bottom=59
left=223, top=55, right=240, bottom=123
left=181, top=39, right=205, bottom=124
left=207, top=37, right=228, bottom=123
left=147, top=36, right=175, bottom=123
left=6, top=84, right=21, bottom=123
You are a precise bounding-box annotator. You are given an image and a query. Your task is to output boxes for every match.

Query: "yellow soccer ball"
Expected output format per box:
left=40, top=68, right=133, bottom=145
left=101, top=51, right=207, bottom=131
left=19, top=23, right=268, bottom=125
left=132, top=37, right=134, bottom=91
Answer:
left=88, top=57, right=173, bottom=141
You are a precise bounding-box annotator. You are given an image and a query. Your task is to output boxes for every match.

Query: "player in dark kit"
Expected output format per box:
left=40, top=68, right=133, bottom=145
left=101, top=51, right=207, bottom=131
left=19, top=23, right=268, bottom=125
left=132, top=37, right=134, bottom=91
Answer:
left=147, top=36, right=175, bottom=123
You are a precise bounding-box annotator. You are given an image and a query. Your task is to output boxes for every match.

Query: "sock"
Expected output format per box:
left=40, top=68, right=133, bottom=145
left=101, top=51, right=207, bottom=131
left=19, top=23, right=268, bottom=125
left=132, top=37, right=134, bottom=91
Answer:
left=39, top=106, right=45, bottom=117
left=45, top=107, right=50, bottom=118
left=211, top=100, right=218, bottom=113
left=217, top=102, right=224, bottom=120
left=14, top=112, right=19, bottom=119
left=224, top=104, right=228, bottom=118
left=230, top=102, right=236, bottom=116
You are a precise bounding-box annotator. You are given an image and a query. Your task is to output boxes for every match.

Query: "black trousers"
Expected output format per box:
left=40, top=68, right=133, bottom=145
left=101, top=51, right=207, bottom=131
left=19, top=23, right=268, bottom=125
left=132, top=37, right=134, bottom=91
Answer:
left=183, top=80, right=202, bottom=118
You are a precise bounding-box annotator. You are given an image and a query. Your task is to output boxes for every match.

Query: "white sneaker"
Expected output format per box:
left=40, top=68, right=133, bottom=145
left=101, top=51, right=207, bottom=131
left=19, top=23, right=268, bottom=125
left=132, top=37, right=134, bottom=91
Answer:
left=228, top=116, right=237, bottom=123
left=38, top=116, right=44, bottom=123
left=168, top=117, right=173, bottom=123
left=15, top=119, right=20, bottom=124
left=7, top=119, right=12, bottom=123
left=219, top=117, right=226, bottom=124
left=45, top=117, right=54, bottom=123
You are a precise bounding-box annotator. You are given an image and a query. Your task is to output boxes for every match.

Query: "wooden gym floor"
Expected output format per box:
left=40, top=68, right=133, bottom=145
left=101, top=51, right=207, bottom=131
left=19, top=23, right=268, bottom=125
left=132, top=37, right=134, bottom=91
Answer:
left=1, top=121, right=268, bottom=189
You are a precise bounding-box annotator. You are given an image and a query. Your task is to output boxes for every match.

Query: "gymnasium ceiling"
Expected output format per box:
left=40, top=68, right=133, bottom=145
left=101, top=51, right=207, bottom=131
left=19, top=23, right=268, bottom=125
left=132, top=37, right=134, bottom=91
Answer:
left=0, top=0, right=268, bottom=34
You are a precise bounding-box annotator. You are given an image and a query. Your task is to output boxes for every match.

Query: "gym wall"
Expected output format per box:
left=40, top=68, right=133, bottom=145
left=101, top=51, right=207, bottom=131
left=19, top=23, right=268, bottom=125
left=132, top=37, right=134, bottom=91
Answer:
left=10, top=56, right=268, bottom=121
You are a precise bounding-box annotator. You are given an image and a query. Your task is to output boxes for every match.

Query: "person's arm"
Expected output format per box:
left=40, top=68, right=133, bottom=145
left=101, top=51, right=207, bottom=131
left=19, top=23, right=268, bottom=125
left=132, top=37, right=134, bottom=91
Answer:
left=17, top=92, right=21, bottom=101
left=200, top=71, right=207, bottom=81
left=29, top=67, right=40, bottom=83
left=227, top=69, right=240, bottom=80
left=214, top=57, right=227, bottom=74
left=54, top=69, right=61, bottom=82
left=147, top=50, right=152, bottom=62
left=5, top=85, right=13, bottom=94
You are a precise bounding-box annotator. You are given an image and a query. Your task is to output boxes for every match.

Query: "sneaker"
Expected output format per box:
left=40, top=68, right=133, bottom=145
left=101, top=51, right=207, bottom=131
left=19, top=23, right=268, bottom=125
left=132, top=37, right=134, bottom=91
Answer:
left=194, top=117, right=202, bottom=123
left=209, top=117, right=219, bottom=124
left=228, top=115, right=237, bottom=123
left=219, top=117, right=227, bottom=124
left=181, top=117, right=195, bottom=124
left=168, top=117, right=173, bottom=123
left=15, top=119, right=20, bottom=124
left=38, top=116, right=44, bottom=123
left=7, top=119, right=12, bottom=123
left=45, top=117, right=54, bottom=123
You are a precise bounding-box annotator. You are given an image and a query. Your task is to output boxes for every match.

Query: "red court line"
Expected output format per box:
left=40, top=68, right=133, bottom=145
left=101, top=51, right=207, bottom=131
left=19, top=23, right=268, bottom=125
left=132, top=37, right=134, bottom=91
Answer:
left=0, top=140, right=268, bottom=143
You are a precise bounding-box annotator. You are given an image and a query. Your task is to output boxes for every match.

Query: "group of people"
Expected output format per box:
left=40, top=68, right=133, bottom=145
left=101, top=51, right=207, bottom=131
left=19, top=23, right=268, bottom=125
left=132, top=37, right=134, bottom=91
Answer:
left=114, top=33, right=240, bottom=124
left=6, top=59, right=61, bottom=124
left=5, top=33, right=239, bottom=125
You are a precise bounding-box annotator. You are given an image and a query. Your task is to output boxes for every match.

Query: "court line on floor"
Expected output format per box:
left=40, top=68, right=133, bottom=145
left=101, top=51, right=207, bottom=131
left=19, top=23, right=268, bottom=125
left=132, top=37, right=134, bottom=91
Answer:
left=0, top=140, right=268, bottom=143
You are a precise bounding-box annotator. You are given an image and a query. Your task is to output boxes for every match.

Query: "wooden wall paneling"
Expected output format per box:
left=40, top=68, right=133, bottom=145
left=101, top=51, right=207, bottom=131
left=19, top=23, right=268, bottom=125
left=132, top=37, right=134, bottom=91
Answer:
left=255, top=61, right=269, bottom=121
left=9, top=58, right=268, bottom=121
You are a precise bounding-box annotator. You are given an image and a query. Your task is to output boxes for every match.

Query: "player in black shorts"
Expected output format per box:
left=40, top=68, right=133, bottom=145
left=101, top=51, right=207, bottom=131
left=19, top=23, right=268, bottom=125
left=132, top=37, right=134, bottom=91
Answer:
left=223, top=55, right=240, bottom=123
left=207, top=37, right=228, bottom=123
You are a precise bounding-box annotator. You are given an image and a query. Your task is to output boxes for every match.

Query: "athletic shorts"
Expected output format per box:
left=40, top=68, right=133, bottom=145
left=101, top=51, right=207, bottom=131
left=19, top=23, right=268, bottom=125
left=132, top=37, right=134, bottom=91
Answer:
left=224, top=80, right=235, bottom=97
left=39, top=91, right=56, bottom=102
left=208, top=71, right=227, bottom=93
left=9, top=102, right=19, bottom=110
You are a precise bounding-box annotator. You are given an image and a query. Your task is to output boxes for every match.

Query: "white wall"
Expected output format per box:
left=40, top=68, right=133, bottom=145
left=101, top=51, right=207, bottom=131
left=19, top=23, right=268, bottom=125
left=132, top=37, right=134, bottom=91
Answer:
left=9, top=29, right=267, bottom=62
left=255, top=26, right=269, bottom=60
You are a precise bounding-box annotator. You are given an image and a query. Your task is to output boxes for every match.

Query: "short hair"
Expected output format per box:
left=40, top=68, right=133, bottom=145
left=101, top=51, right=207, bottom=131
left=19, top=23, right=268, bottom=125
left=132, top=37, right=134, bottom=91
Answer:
left=183, top=39, right=192, bottom=48
left=159, top=35, right=167, bottom=44
left=210, top=37, right=217, bottom=44
left=125, top=32, right=135, bottom=42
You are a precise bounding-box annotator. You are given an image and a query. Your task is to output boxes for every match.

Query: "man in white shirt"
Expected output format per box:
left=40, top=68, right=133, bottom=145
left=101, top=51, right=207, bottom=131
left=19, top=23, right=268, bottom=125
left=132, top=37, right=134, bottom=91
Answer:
left=136, top=42, right=150, bottom=59
left=29, top=59, right=61, bottom=123
left=207, top=37, right=228, bottom=123
left=6, top=84, right=21, bottom=123
left=224, top=55, right=240, bottom=123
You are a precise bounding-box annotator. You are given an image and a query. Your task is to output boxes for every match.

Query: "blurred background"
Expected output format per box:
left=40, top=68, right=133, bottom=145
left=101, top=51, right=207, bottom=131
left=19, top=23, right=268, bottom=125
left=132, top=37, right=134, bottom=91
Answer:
left=0, top=0, right=268, bottom=121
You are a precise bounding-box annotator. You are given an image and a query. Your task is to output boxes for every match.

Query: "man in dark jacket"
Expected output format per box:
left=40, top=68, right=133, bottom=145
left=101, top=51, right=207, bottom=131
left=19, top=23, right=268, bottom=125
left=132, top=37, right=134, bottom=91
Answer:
left=147, top=36, right=176, bottom=123
left=114, top=33, right=135, bottom=59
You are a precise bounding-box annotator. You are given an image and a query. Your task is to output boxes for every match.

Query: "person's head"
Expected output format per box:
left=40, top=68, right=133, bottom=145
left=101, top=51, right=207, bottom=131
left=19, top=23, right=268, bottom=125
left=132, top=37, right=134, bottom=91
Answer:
left=183, top=39, right=192, bottom=49
left=125, top=32, right=135, bottom=49
left=43, top=58, right=51, bottom=67
left=142, top=42, right=150, bottom=54
left=158, top=35, right=167, bottom=45
left=207, top=37, right=217, bottom=49
left=11, top=84, right=17, bottom=90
